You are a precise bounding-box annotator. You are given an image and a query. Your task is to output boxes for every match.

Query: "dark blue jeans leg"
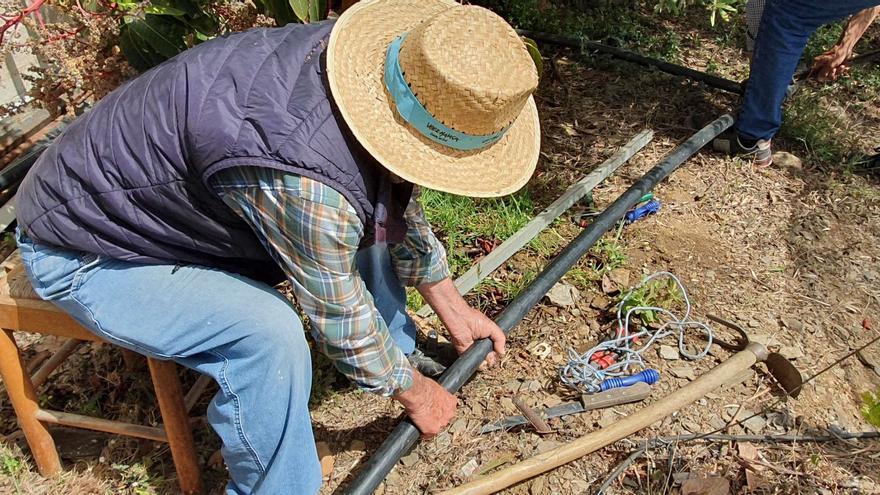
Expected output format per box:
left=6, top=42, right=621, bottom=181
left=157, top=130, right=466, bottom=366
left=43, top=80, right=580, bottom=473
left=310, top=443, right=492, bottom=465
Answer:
left=736, top=0, right=879, bottom=141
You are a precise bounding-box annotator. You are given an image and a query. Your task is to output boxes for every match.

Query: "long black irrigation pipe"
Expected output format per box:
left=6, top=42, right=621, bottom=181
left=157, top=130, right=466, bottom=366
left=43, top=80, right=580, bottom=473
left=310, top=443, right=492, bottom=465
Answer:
left=342, top=114, right=735, bottom=495
left=517, top=29, right=744, bottom=95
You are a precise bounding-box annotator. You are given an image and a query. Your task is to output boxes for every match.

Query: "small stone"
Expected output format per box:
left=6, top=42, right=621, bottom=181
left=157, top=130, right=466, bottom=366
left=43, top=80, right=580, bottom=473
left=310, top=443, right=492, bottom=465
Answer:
left=682, top=420, right=702, bottom=434
left=709, top=418, right=728, bottom=431
left=598, top=409, right=616, bottom=428
left=435, top=432, right=452, bottom=449
left=506, top=379, right=522, bottom=393
left=747, top=319, right=761, bottom=329
left=450, top=418, right=468, bottom=434
left=571, top=479, right=589, bottom=492
left=608, top=268, right=630, bottom=289
left=571, top=308, right=581, bottom=316
left=780, top=345, right=805, bottom=360
left=590, top=294, right=611, bottom=310
left=350, top=440, right=366, bottom=452
left=501, top=397, right=515, bottom=411
left=400, top=451, right=419, bottom=467
left=673, top=472, right=691, bottom=485
left=547, top=282, right=579, bottom=307
left=526, top=380, right=543, bottom=392
left=773, top=151, right=802, bottom=169
left=659, top=345, right=680, bottom=360
left=669, top=366, right=696, bottom=380
left=743, top=415, right=767, bottom=434
left=535, top=440, right=563, bottom=455
left=385, top=468, right=402, bottom=487
left=530, top=476, right=547, bottom=495
left=781, top=317, right=804, bottom=332
left=460, top=458, right=479, bottom=478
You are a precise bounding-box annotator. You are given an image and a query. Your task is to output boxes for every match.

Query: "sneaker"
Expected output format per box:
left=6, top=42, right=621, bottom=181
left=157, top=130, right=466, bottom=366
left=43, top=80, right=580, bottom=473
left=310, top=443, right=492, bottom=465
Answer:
left=712, top=130, right=773, bottom=168
left=407, top=348, right=447, bottom=377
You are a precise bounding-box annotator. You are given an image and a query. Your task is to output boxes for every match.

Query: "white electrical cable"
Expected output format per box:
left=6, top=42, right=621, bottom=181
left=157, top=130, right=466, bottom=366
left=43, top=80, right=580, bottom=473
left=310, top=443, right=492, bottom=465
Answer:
left=559, top=272, right=714, bottom=393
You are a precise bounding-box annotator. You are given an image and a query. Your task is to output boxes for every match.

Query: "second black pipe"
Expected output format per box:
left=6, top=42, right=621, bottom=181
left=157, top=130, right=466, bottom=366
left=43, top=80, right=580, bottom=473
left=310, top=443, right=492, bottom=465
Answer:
left=343, top=114, right=735, bottom=495
left=518, top=29, right=744, bottom=95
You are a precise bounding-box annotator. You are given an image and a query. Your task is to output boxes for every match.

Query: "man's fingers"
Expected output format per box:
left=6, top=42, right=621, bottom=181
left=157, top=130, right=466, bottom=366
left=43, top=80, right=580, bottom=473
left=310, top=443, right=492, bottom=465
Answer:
left=490, top=327, right=506, bottom=357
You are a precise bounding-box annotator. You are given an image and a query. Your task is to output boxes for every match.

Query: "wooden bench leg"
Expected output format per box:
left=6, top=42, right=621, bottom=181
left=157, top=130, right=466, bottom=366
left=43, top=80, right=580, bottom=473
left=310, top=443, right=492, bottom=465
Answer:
left=147, top=358, right=203, bottom=495
left=0, top=329, right=62, bottom=475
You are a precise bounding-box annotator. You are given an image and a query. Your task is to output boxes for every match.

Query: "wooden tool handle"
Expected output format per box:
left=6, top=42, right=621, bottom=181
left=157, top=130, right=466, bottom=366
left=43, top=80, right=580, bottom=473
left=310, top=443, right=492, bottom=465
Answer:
left=438, top=346, right=763, bottom=495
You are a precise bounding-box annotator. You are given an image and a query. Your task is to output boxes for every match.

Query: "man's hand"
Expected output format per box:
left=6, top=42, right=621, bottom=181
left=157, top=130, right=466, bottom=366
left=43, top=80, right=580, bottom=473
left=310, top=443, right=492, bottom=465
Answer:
left=418, top=278, right=506, bottom=368
left=394, top=371, right=457, bottom=438
left=445, top=306, right=506, bottom=367
left=811, top=45, right=852, bottom=81
left=811, top=7, right=879, bottom=81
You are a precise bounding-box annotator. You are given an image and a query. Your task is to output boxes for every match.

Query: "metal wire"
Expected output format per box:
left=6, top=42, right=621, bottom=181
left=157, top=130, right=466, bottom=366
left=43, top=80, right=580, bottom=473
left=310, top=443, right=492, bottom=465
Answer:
left=560, top=272, right=714, bottom=393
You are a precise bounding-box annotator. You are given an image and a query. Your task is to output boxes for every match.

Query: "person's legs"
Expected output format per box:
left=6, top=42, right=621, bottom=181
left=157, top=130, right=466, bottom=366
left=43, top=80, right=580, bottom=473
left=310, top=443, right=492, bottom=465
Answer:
left=356, top=243, right=417, bottom=354
left=356, top=243, right=446, bottom=376
left=17, top=232, right=320, bottom=495
left=737, top=0, right=879, bottom=142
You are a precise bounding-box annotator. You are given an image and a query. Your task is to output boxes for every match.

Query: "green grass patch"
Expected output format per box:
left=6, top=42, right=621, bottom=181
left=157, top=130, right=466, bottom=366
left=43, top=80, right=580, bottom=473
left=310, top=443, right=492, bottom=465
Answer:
left=419, top=189, right=536, bottom=276
left=565, top=237, right=627, bottom=291
left=780, top=89, right=862, bottom=169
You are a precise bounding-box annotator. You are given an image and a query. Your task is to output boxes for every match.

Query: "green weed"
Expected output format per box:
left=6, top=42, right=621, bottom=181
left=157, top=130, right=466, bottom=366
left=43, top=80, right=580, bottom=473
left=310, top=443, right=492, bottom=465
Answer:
left=780, top=90, right=861, bottom=169
left=862, top=387, right=880, bottom=428
left=565, top=238, right=627, bottom=291
left=1, top=452, right=23, bottom=477
left=616, top=277, right=683, bottom=324
left=111, top=461, right=162, bottom=495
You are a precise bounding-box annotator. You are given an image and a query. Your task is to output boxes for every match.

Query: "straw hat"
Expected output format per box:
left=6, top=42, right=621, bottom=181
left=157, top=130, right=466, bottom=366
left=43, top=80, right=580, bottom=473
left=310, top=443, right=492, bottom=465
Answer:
left=327, top=0, right=541, bottom=197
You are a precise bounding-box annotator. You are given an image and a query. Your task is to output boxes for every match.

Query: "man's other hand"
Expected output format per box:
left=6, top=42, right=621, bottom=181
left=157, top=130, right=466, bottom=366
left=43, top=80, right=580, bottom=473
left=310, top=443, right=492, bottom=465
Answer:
left=394, top=371, right=457, bottom=439
left=417, top=277, right=507, bottom=369
left=446, top=307, right=506, bottom=368
left=811, top=45, right=852, bottom=81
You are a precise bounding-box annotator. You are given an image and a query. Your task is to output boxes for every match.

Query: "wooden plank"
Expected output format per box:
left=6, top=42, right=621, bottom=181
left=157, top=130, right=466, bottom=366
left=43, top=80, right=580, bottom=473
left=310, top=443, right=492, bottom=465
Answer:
left=184, top=374, right=214, bottom=413
left=35, top=408, right=168, bottom=443
left=31, top=338, right=84, bottom=388
left=416, top=129, right=653, bottom=317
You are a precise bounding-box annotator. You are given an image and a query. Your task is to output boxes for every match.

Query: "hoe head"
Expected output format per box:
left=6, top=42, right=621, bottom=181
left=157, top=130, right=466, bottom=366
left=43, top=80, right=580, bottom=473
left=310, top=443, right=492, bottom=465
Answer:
left=708, top=315, right=804, bottom=398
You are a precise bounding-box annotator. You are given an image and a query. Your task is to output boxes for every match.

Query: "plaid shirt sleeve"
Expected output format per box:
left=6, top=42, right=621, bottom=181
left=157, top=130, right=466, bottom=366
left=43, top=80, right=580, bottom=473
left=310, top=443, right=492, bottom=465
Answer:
left=210, top=167, right=414, bottom=396
left=389, top=187, right=451, bottom=287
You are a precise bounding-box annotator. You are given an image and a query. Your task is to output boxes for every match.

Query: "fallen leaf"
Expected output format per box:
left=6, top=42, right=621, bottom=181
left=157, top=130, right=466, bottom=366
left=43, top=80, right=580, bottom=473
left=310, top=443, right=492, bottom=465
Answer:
left=316, top=441, right=334, bottom=478
left=681, top=477, right=730, bottom=495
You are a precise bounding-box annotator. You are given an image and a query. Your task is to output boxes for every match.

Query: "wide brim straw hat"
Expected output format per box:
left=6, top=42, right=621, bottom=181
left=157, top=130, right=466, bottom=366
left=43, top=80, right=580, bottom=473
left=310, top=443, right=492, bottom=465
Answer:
left=327, top=0, right=541, bottom=197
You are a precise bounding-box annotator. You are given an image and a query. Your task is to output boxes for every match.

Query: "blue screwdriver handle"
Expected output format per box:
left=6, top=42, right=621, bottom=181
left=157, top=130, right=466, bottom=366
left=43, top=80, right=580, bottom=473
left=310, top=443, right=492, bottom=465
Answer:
left=599, top=369, right=660, bottom=392
left=625, top=199, right=661, bottom=223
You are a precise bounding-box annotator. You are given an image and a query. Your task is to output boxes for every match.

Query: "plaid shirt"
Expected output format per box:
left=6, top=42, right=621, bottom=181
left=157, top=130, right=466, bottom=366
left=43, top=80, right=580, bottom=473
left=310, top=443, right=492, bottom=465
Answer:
left=210, top=167, right=450, bottom=396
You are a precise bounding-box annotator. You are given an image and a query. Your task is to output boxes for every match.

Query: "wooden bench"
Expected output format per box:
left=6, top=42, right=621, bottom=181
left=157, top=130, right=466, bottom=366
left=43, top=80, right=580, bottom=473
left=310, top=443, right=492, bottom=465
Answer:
left=0, top=251, right=206, bottom=493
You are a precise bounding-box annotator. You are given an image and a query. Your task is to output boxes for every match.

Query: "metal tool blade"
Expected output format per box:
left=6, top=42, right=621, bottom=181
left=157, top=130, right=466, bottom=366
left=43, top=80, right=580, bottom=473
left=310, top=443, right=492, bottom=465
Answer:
left=765, top=352, right=803, bottom=398
left=479, top=382, right=653, bottom=434
left=480, top=401, right=585, bottom=434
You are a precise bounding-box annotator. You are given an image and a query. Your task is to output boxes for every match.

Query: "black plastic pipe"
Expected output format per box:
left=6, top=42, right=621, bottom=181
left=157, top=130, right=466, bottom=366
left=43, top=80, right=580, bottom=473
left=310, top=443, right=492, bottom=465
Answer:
left=342, top=114, right=735, bottom=495
left=518, top=29, right=744, bottom=95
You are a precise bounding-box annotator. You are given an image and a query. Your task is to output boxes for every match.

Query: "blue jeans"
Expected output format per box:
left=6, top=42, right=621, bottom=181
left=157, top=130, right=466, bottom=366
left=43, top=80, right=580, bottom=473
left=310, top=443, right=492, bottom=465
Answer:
left=16, top=231, right=417, bottom=494
left=737, top=0, right=878, bottom=141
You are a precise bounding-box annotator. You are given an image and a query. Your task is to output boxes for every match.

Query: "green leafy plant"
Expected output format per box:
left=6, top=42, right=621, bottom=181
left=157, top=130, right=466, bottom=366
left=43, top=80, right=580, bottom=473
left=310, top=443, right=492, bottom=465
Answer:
left=117, top=0, right=328, bottom=72
left=617, top=277, right=683, bottom=324
left=862, top=387, right=880, bottom=427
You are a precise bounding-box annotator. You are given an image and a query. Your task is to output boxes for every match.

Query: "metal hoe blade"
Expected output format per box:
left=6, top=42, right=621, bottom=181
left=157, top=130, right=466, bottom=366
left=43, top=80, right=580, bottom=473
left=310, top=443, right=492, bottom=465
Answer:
left=766, top=352, right=803, bottom=398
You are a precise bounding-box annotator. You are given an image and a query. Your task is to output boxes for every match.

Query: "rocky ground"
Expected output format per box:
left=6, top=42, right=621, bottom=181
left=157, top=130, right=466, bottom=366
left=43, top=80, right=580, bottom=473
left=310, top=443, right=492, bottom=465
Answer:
left=2, top=7, right=879, bottom=495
